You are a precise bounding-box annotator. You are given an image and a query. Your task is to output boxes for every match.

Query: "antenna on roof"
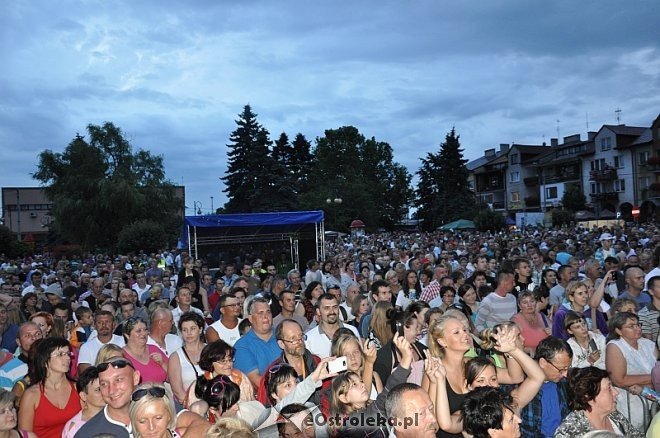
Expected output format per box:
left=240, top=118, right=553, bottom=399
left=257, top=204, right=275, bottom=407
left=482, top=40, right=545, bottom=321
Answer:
left=556, top=120, right=560, bottom=139
left=585, top=112, right=589, bottom=131
left=615, top=108, right=622, bottom=124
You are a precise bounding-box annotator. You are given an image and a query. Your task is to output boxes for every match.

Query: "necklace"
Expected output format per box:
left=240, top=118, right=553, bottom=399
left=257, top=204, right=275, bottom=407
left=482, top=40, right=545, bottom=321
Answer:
left=574, top=337, right=590, bottom=363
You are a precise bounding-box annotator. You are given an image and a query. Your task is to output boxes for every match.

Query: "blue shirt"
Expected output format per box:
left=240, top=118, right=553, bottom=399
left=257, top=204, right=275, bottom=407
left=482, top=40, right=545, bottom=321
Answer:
left=540, top=382, right=561, bottom=437
left=233, top=329, right=282, bottom=376
left=618, top=291, right=652, bottom=311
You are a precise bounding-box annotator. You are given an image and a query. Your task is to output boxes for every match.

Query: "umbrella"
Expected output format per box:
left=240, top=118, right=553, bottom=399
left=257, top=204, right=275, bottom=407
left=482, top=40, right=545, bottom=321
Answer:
left=575, top=210, right=595, bottom=221
left=439, top=219, right=476, bottom=230
left=599, top=209, right=617, bottom=219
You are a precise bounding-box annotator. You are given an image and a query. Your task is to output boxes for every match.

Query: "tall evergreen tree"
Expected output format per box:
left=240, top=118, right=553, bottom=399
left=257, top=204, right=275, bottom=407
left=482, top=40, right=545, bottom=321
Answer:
left=222, top=105, right=274, bottom=212
left=289, top=133, right=313, bottom=191
left=415, top=128, right=475, bottom=230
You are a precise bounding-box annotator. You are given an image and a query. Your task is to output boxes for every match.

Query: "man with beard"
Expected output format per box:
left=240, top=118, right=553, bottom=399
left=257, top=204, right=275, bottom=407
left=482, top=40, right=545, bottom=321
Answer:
left=305, top=293, right=359, bottom=358
left=78, top=311, right=125, bottom=374
left=257, top=319, right=322, bottom=405
left=386, top=383, right=440, bottom=438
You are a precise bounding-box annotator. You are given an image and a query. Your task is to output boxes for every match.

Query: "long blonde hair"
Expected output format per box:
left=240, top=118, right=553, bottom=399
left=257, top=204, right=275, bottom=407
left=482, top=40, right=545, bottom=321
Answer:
left=428, top=314, right=464, bottom=358
left=369, top=301, right=394, bottom=345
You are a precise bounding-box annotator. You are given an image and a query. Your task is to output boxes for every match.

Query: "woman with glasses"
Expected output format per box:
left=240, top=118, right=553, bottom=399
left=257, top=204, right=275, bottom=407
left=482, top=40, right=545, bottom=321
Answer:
left=564, top=311, right=606, bottom=369
left=168, top=312, right=206, bottom=405
left=18, top=337, right=80, bottom=438
left=122, top=318, right=168, bottom=384
left=129, top=383, right=180, bottom=438
left=605, top=311, right=657, bottom=430
left=185, top=340, right=254, bottom=408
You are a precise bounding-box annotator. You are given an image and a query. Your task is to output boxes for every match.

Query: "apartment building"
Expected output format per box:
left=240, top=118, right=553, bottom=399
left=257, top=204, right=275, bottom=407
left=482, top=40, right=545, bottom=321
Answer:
left=467, top=114, right=660, bottom=222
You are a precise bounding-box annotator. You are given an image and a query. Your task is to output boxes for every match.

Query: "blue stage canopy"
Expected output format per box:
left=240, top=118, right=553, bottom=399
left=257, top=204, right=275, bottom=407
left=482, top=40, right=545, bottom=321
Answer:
left=184, top=211, right=324, bottom=228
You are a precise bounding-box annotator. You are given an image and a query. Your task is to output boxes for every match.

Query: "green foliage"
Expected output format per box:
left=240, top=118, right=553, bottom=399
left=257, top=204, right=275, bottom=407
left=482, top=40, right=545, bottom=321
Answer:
left=301, top=126, right=413, bottom=231
left=552, top=209, right=574, bottom=227
left=415, top=128, right=476, bottom=230
left=221, top=107, right=413, bottom=230
left=561, top=184, right=586, bottom=212
left=473, top=207, right=506, bottom=232
left=117, top=220, right=169, bottom=254
left=0, top=225, right=32, bottom=258
left=33, top=122, right=179, bottom=250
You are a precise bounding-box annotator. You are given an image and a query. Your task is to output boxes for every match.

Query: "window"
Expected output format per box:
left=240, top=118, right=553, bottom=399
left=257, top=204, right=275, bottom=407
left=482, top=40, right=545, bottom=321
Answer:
left=591, top=182, right=604, bottom=194
left=509, top=172, right=520, bottom=183
left=591, top=159, right=606, bottom=171
left=511, top=192, right=520, bottom=202
left=510, top=154, right=519, bottom=165
left=614, top=179, right=625, bottom=192
left=614, top=155, right=625, bottom=168
left=545, top=187, right=558, bottom=199
left=600, top=137, right=612, bottom=151
left=639, top=176, right=650, bottom=190
left=639, top=151, right=649, bottom=165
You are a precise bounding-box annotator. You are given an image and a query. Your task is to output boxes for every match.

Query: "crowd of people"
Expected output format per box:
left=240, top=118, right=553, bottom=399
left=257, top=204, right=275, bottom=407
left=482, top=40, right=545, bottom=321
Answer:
left=0, top=222, right=658, bottom=437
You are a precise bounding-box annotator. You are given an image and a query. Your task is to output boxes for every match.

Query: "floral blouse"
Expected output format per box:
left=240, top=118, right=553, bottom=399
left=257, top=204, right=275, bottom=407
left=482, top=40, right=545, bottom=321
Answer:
left=553, top=409, right=644, bottom=438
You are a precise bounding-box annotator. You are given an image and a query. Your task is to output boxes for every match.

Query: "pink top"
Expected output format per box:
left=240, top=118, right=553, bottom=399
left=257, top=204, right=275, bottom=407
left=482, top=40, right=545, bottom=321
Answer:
left=123, top=344, right=168, bottom=384
left=511, top=312, right=550, bottom=352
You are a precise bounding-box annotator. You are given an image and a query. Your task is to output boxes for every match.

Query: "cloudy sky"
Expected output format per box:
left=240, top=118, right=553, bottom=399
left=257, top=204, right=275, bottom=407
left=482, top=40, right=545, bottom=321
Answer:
left=2, top=0, right=659, bottom=215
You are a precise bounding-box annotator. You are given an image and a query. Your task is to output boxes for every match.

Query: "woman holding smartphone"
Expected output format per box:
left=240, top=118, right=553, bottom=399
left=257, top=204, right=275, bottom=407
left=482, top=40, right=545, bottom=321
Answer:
left=564, top=311, right=606, bottom=369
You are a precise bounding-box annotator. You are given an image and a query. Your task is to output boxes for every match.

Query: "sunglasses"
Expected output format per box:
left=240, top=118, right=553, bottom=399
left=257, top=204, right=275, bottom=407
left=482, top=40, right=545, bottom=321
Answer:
left=132, top=386, right=166, bottom=402
left=210, top=376, right=233, bottom=395
left=97, top=358, right=135, bottom=373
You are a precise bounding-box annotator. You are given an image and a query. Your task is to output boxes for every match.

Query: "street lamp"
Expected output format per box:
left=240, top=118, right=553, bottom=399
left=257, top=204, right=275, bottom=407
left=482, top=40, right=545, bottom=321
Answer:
left=193, top=201, right=202, bottom=215
left=326, top=197, right=343, bottom=229
left=210, top=196, right=214, bottom=214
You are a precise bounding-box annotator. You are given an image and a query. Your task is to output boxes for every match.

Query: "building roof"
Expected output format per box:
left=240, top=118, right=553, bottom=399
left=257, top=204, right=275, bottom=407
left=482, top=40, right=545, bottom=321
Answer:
left=630, top=128, right=652, bottom=146
left=602, top=124, right=646, bottom=137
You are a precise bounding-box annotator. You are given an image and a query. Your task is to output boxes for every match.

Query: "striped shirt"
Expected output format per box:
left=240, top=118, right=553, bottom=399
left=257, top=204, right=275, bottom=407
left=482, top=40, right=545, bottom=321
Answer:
left=637, top=303, right=659, bottom=341
left=475, top=292, right=517, bottom=331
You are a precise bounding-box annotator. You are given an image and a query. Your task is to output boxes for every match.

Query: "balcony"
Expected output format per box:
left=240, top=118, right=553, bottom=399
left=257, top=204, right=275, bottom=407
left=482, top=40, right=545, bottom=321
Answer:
left=545, top=172, right=580, bottom=184
left=476, top=184, right=505, bottom=193
left=491, top=201, right=505, bottom=210
left=590, top=168, right=618, bottom=181
left=590, top=192, right=619, bottom=202
left=523, top=176, right=539, bottom=187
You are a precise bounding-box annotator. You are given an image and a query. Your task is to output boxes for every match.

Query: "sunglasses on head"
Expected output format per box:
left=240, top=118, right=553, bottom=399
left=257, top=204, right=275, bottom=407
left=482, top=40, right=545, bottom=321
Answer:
left=132, top=386, right=166, bottom=402
left=97, top=358, right=135, bottom=373
left=210, top=376, right=234, bottom=395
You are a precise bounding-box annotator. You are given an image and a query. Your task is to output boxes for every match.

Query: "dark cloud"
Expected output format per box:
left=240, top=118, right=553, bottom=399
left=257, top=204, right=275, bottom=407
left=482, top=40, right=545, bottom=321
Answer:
left=1, top=0, right=658, bottom=211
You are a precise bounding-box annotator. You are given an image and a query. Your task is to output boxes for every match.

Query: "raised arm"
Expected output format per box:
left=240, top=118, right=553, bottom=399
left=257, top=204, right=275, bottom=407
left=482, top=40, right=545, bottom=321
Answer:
left=361, top=339, right=377, bottom=395
left=590, top=270, right=614, bottom=309
left=428, top=357, right=463, bottom=434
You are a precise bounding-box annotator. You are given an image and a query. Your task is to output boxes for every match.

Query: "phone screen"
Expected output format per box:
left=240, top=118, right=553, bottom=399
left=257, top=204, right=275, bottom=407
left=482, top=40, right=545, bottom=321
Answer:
left=589, top=339, right=598, bottom=352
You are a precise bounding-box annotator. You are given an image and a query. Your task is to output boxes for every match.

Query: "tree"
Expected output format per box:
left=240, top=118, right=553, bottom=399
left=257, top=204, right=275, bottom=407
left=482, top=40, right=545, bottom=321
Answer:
left=562, top=184, right=586, bottom=212
left=416, top=128, right=476, bottom=230
left=117, top=220, right=169, bottom=254
left=552, top=209, right=574, bottom=227
left=302, top=126, right=412, bottom=231
left=289, top=133, right=313, bottom=191
left=33, top=122, right=179, bottom=250
left=473, top=206, right=506, bottom=232
left=222, top=105, right=290, bottom=212
left=0, top=225, right=32, bottom=258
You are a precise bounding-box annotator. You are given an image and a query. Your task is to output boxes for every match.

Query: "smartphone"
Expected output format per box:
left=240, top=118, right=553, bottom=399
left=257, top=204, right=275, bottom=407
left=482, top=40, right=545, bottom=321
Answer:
left=328, top=356, right=348, bottom=374
left=589, top=339, right=598, bottom=353
left=611, top=271, right=618, bottom=282
left=396, top=321, right=405, bottom=338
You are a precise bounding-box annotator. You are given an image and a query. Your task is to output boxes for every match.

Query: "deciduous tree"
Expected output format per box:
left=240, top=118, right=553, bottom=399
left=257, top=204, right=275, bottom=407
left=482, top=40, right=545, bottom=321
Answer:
left=33, top=123, right=179, bottom=250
